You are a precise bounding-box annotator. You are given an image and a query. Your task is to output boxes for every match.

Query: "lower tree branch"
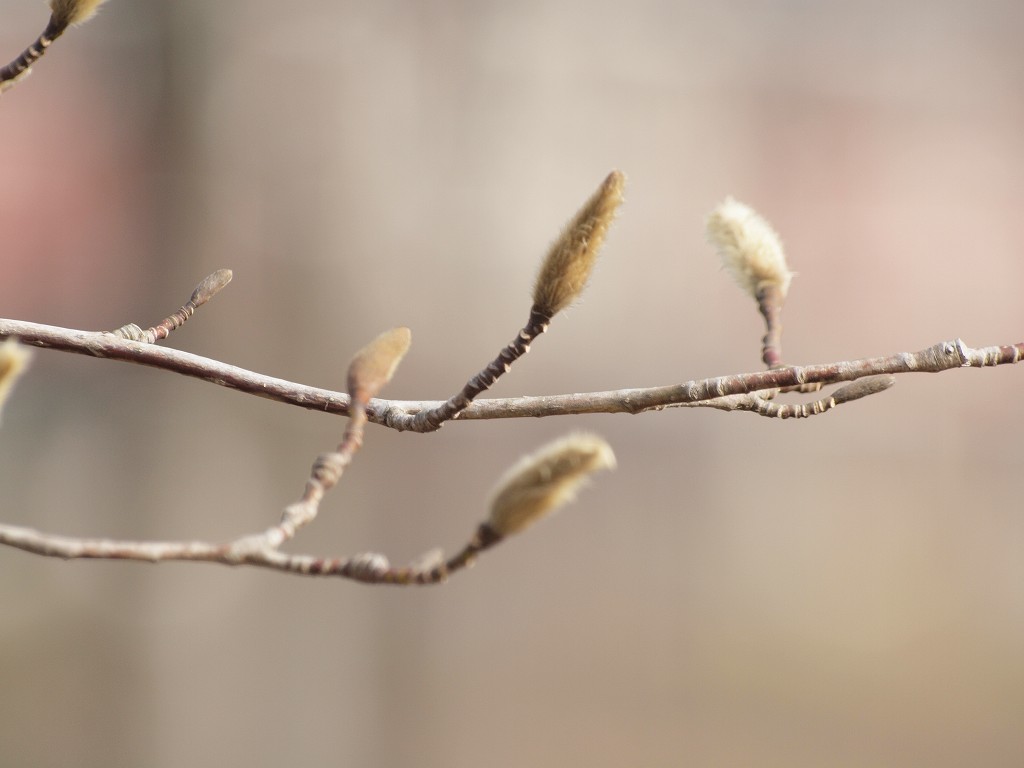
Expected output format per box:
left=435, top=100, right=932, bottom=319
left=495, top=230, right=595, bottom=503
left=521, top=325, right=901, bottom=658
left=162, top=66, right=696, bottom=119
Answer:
left=0, top=519, right=496, bottom=585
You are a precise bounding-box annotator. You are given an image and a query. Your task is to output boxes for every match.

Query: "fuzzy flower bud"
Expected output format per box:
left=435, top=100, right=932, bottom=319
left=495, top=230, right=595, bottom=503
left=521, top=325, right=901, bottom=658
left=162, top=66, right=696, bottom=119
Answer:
left=49, top=0, right=107, bottom=27
left=487, top=432, right=616, bottom=537
left=706, top=197, right=793, bottom=298
left=532, top=171, right=625, bottom=316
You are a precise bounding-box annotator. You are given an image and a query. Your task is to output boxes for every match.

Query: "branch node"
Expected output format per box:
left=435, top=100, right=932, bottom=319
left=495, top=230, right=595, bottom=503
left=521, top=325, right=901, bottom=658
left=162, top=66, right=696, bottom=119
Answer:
left=345, top=552, right=391, bottom=582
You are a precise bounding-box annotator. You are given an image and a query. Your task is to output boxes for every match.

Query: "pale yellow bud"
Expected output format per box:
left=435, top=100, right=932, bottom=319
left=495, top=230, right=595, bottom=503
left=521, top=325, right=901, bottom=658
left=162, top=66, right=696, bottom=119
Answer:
left=0, top=339, right=32, bottom=424
left=487, top=433, right=616, bottom=537
left=532, top=171, right=625, bottom=316
left=346, top=327, right=411, bottom=403
left=706, top=197, right=793, bottom=298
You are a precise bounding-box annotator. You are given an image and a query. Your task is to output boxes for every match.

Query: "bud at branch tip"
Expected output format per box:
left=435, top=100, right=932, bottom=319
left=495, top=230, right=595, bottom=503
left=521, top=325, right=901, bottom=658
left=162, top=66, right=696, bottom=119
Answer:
left=347, top=327, right=412, bottom=403
left=487, top=432, right=616, bottom=538
left=532, top=171, right=625, bottom=316
left=190, top=269, right=233, bottom=307
left=706, top=196, right=793, bottom=299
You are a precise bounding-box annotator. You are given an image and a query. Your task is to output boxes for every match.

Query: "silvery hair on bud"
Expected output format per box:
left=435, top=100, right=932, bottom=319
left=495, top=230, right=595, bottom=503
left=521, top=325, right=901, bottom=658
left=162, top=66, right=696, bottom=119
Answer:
left=49, top=0, right=107, bottom=27
left=706, top=196, right=793, bottom=298
left=487, top=432, right=616, bottom=537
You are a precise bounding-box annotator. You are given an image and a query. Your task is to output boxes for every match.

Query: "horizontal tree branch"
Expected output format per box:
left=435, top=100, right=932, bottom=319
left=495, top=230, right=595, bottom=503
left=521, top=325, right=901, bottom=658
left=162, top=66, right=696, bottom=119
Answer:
left=1, top=318, right=1020, bottom=431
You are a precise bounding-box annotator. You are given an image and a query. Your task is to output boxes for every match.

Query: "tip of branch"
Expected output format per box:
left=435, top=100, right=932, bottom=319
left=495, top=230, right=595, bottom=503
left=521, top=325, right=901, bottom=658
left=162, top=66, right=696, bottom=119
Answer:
left=347, top=327, right=412, bottom=404
left=706, top=196, right=793, bottom=299
left=486, top=432, right=616, bottom=538
left=532, top=170, right=625, bottom=316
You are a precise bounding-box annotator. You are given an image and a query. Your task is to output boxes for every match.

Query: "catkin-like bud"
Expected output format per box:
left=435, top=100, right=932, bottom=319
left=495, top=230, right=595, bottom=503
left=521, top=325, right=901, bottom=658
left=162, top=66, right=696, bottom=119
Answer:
left=487, top=432, right=616, bottom=537
left=532, top=171, right=625, bottom=316
left=706, top=197, right=793, bottom=298
left=49, top=0, right=107, bottom=27
left=0, top=339, right=32, bottom=423
left=347, top=327, right=411, bottom=403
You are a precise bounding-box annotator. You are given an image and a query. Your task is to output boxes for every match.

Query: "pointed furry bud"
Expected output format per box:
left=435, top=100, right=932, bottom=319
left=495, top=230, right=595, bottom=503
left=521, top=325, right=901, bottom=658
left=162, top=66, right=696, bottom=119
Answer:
left=532, top=171, right=624, bottom=316
left=487, top=433, right=615, bottom=537
left=49, top=0, right=107, bottom=27
left=346, top=327, right=411, bottom=403
left=706, top=197, right=793, bottom=298
left=0, top=339, right=32, bottom=424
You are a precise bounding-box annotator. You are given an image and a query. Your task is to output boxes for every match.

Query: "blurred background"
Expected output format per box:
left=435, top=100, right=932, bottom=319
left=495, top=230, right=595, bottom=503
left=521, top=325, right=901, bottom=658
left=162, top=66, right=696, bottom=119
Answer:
left=2, top=0, right=1023, bottom=765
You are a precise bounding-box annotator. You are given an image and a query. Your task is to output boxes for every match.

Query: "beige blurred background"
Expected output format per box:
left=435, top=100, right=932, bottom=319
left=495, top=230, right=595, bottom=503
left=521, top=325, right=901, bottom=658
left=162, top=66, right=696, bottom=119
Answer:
left=2, top=1, right=1023, bottom=765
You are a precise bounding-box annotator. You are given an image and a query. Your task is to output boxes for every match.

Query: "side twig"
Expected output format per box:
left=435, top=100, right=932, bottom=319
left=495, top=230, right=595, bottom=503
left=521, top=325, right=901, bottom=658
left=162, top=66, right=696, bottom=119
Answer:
left=387, top=171, right=624, bottom=432
left=108, top=270, right=232, bottom=343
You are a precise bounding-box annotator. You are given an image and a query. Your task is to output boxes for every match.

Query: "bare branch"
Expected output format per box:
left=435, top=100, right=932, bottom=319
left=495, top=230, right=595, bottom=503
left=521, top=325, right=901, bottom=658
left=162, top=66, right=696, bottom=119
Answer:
left=1, top=318, right=1020, bottom=426
left=0, top=519, right=493, bottom=584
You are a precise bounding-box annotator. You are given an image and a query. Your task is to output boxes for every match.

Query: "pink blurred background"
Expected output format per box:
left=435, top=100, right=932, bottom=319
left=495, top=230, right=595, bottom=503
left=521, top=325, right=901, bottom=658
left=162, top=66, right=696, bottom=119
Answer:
left=2, top=1, right=1023, bottom=765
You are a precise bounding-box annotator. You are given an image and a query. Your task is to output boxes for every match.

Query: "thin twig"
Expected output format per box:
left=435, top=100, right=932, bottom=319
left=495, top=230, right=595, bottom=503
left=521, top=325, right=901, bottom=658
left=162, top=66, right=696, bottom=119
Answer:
left=0, top=15, right=66, bottom=93
left=108, top=270, right=233, bottom=343
left=681, top=375, right=896, bottom=418
left=0, top=518, right=499, bottom=584
left=386, top=306, right=552, bottom=432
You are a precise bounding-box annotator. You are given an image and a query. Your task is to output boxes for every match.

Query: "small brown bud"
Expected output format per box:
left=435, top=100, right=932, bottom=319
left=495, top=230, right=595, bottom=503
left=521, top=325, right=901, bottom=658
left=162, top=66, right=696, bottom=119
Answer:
left=346, top=327, right=411, bottom=403
left=831, top=375, right=896, bottom=404
left=706, top=197, right=793, bottom=299
left=189, top=269, right=233, bottom=307
left=487, top=433, right=616, bottom=537
left=532, top=171, right=625, bottom=316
